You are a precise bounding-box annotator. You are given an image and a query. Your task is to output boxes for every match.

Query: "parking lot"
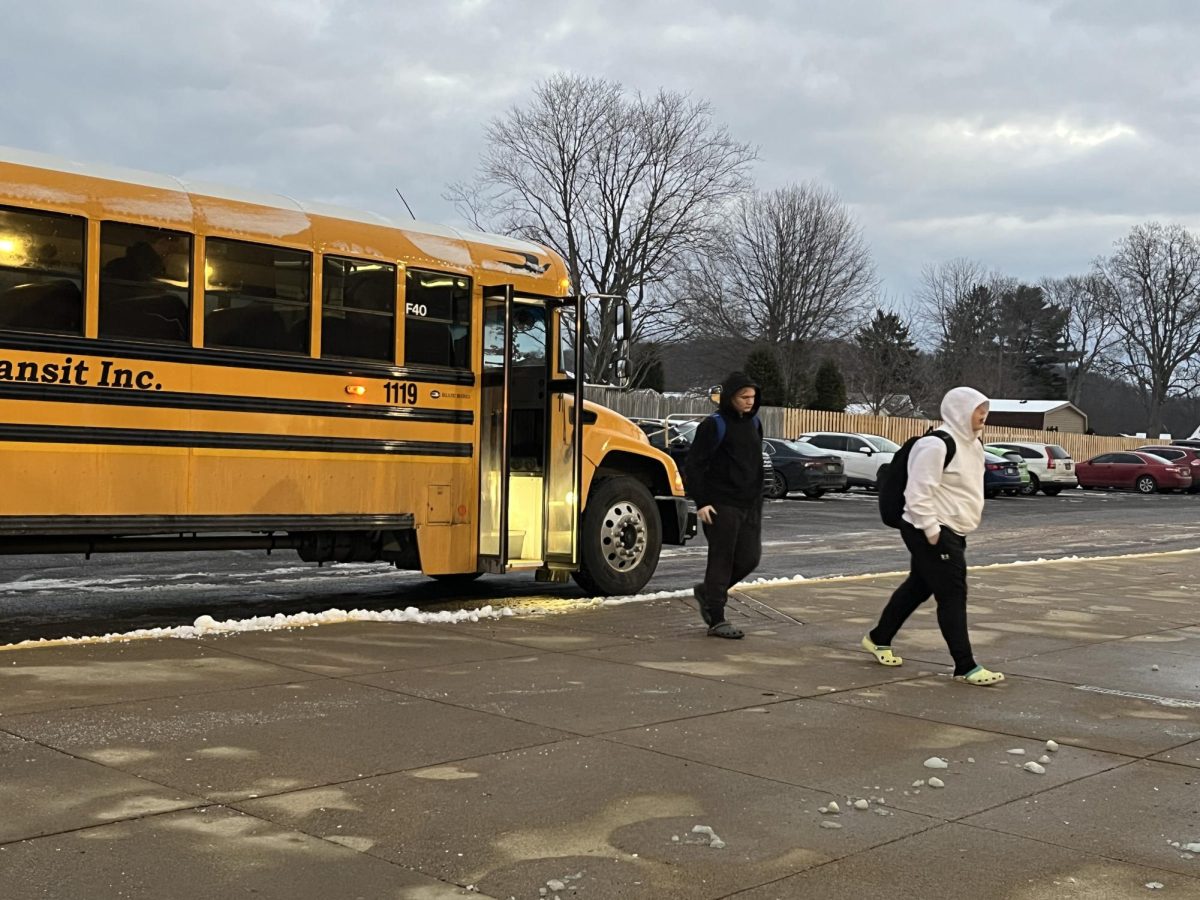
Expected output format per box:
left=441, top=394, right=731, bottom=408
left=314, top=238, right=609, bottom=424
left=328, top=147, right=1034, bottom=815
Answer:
left=1, top=487, right=1197, bottom=645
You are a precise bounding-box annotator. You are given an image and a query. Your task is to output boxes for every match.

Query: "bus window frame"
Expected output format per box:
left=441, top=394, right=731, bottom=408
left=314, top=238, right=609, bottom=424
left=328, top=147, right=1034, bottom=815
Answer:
left=202, top=235, right=314, bottom=357
left=402, top=267, right=472, bottom=371
left=319, top=253, right=398, bottom=365
left=0, top=203, right=88, bottom=338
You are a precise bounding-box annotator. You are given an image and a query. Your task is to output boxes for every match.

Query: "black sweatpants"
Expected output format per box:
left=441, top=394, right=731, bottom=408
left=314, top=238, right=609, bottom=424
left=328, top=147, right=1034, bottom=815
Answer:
left=869, top=522, right=977, bottom=674
left=701, top=503, right=763, bottom=620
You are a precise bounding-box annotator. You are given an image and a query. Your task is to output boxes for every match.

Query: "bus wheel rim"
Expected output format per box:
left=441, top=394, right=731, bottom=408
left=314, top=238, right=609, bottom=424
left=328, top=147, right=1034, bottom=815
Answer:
left=598, top=501, right=648, bottom=573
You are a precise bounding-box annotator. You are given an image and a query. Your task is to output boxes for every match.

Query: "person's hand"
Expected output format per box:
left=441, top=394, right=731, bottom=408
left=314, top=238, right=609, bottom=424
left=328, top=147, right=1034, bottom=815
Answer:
left=698, top=505, right=716, bottom=525
left=926, top=530, right=940, bottom=546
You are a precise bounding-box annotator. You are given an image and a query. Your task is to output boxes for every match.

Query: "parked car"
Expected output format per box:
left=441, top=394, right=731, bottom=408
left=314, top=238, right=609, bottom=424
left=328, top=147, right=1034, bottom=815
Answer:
left=985, top=445, right=1032, bottom=495
left=1137, top=445, right=1200, bottom=493
left=795, top=432, right=899, bottom=489
left=762, top=437, right=848, bottom=499
left=983, top=450, right=1024, bottom=498
left=630, top=417, right=692, bottom=469
left=1076, top=451, right=1193, bottom=494
left=1171, top=438, right=1200, bottom=450
left=985, top=440, right=1078, bottom=495
left=631, top=415, right=774, bottom=496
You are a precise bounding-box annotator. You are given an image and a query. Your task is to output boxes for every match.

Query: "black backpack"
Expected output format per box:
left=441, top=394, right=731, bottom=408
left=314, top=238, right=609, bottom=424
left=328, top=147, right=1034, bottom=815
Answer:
left=878, top=430, right=956, bottom=528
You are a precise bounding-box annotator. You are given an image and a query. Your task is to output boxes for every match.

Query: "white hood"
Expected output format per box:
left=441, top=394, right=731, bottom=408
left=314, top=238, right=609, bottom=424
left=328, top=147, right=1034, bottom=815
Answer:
left=940, top=386, right=990, bottom=440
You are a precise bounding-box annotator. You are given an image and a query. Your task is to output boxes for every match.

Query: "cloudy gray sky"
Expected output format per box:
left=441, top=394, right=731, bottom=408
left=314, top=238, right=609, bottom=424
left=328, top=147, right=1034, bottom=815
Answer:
left=4, top=0, right=1197, bottom=303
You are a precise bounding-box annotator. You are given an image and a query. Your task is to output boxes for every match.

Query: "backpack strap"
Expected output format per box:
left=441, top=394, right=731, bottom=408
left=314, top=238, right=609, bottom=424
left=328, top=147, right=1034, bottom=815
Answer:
left=710, top=411, right=762, bottom=447
left=926, top=428, right=956, bottom=469
left=710, top=412, right=726, bottom=446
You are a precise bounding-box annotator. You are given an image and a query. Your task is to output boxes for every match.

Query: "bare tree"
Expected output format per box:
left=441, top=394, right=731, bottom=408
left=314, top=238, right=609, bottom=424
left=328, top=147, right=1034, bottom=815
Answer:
left=447, top=73, right=755, bottom=382
left=1095, top=222, right=1200, bottom=433
left=683, top=183, right=877, bottom=401
left=1041, top=274, right=1119, bottom=406
left=913, top=258, right=990, bottom=348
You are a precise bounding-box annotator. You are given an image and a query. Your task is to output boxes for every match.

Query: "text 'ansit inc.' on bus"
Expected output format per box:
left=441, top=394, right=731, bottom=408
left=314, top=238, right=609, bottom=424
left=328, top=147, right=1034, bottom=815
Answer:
left=0, top=147, right=695, bottom=596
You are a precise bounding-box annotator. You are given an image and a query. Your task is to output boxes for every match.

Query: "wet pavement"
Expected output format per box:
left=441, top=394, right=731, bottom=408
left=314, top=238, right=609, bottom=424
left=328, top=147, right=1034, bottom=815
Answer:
left=2, top=550, right=1200, bottom=899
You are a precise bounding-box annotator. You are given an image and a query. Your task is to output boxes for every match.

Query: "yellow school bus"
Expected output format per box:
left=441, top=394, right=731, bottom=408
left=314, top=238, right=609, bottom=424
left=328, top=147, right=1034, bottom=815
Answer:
left=0, top=147, right=693, bottom=595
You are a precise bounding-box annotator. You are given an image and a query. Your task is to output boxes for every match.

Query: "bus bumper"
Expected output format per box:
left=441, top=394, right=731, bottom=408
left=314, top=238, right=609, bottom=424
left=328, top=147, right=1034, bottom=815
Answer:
left=657, top=495, right=696, bottom=545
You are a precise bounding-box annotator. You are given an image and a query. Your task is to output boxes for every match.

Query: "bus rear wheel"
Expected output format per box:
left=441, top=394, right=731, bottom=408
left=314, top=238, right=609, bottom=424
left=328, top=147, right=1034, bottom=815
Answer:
left=573, top=475, right=662, bottom=597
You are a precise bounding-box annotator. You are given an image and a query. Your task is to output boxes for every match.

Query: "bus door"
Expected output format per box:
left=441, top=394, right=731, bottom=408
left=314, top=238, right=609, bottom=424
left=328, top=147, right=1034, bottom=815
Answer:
left=479, top=288, right=582, bottom=575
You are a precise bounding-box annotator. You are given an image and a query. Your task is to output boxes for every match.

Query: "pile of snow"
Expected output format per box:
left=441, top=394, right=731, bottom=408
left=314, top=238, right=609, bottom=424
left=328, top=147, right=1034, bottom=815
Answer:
left=1, top=604, right=515, bottom=650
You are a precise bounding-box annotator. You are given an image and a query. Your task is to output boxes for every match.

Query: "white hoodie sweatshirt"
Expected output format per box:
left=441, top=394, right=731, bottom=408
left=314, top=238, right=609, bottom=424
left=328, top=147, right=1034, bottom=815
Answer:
left=902, top=386, right=988, bottom=541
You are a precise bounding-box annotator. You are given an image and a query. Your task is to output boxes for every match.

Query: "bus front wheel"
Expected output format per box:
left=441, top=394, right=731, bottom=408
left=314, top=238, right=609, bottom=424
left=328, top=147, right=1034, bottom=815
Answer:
left=573, top=476, right=662, bottom=597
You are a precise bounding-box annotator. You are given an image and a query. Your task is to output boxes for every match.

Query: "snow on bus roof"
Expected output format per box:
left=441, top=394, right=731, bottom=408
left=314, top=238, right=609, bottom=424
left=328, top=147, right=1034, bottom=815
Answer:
left=0, top=144, right=549, bottom=262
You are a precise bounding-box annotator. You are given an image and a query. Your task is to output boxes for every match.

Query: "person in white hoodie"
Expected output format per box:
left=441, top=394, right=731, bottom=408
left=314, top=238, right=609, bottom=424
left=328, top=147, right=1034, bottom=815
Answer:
left=862, top=386, right=1005, bottom=686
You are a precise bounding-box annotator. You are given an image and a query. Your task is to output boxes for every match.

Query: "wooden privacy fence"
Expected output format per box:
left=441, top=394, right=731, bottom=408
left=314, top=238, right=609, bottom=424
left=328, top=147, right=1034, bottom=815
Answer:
left=584, top=387, right=1152, bottom=461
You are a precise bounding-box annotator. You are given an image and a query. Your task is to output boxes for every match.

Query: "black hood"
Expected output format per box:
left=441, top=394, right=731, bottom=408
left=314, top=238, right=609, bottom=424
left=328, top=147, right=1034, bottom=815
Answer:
left=718, top=371, right=761, bottom=417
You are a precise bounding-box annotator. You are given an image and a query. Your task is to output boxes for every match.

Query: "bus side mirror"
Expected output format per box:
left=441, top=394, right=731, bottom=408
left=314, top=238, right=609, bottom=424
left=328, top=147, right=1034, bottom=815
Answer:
left=599, top=296, right=632, bottom=342
left=613, top=355, right=630, bottom=386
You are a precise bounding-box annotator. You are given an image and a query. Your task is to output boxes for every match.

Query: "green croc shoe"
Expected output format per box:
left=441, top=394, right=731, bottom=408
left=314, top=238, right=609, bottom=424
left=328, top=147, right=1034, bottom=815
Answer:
left=861, top=635, right=903, bottom=666
left=955, top=666, right=1005, bottom=686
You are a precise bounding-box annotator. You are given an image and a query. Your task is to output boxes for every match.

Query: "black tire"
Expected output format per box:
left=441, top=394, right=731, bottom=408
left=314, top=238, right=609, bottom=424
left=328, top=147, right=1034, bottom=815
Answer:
left=430, top=572, right=483, bottom=585
left=573, top=475, right=662, bottom=596
left=1136, top=474, right=1158, bottom=495
left=1020, top=473, right=1040, bottom=496
left=766, top=471, right=789, bottom=500
left=1041, top=486, right=1062, bottom=497
left=984, top=489, right=997, bottom=499
left=803, top=489, right=825, bottom=499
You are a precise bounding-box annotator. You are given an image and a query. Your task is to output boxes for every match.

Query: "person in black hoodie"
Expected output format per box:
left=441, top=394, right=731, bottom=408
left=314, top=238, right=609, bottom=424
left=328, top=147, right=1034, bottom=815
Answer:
left=683, top=372, right=763, bottom=638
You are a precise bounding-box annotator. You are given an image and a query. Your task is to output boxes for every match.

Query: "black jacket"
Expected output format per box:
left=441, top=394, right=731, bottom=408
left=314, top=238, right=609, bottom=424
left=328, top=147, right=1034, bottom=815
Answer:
left=684, top=372, right=763, bottom=509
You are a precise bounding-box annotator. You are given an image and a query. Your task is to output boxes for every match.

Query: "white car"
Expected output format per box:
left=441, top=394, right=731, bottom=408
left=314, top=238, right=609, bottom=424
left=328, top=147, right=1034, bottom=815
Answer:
left=986, top=440, right=1078, bottom=495
left=796, top=432, right=899, bottom=488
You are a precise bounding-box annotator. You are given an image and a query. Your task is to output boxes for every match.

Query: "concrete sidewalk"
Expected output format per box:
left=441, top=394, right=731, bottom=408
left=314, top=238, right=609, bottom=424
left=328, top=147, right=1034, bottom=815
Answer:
left=2, top=551, right=1199, bottom=899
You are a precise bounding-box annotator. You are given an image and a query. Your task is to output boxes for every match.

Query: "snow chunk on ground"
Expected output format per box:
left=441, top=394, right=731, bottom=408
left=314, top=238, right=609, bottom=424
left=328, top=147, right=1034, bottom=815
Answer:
left=1006, top=748, right=1026, bottom=755
left=691, top=824, right=725, bottom=848
left=1045, top=740, right=1059, bottom=752
left=927, top=777, right=945, bottom=789
left=1023, top=761, right=1046, bottom=774
left=923, top=757, right=949, bottom=769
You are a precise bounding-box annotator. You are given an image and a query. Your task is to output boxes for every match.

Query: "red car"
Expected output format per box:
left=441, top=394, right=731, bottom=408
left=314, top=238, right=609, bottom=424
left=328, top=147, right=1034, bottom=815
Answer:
left=1076, top=451, right=1194, bottom=494
left=1137, top=445, right=1200, bottom=494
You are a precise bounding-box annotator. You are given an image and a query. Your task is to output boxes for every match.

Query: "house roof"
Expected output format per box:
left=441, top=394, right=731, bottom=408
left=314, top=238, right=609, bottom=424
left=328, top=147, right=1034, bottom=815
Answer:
left=987, top=399, right=1082, bottom=415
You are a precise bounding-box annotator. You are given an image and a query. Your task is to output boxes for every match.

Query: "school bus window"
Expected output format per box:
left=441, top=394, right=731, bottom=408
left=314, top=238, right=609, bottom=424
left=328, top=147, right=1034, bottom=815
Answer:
left=321, top=256, right=395, bottom=362
left=404, top=269, right=470, bottom=368
left=0, top=205, right=85, bottom=335
left=204, top=238, right=311, bottom=354
left=98, top=222, right=191, bottom=343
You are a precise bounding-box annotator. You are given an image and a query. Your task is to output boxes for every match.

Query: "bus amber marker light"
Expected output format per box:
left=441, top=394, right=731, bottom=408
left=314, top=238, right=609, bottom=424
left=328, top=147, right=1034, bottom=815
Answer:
left=345, top=384, right=367, bottom=396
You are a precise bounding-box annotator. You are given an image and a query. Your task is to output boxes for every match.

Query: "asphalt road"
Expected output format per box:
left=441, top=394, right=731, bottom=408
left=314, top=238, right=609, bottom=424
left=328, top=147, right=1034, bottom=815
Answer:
left=1, top=487, right=1196, bottom=643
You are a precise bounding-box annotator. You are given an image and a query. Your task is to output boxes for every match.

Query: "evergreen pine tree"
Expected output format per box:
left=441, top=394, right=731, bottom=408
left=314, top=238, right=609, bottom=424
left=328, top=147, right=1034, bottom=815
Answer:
left=744, top=347, right=787, bottom=407
left=811, top=359, right=847, bottom=411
